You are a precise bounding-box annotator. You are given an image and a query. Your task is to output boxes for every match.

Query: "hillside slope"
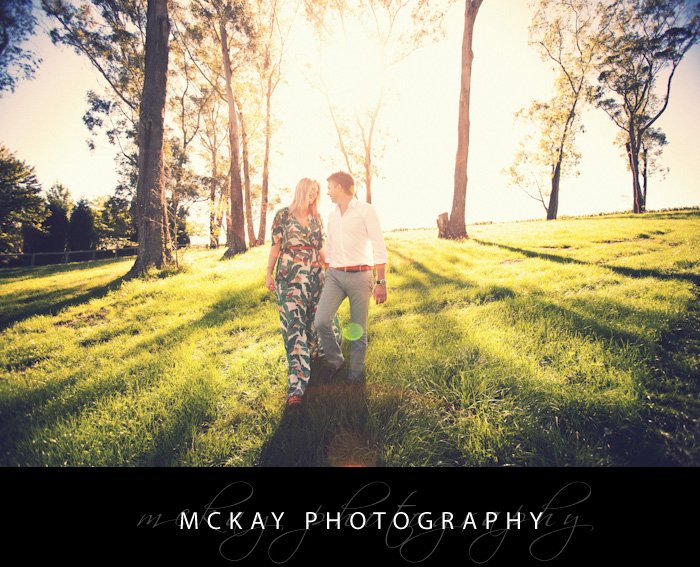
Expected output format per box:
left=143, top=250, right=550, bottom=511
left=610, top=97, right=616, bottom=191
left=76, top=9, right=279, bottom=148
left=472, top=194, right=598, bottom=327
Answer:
left=1, top=210, right=698, bottom=466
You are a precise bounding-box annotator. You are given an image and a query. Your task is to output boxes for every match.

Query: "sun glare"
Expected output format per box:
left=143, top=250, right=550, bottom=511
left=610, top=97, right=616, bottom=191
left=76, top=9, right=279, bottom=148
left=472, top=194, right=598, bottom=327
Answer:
left=320, top=26, right=385, bottom=116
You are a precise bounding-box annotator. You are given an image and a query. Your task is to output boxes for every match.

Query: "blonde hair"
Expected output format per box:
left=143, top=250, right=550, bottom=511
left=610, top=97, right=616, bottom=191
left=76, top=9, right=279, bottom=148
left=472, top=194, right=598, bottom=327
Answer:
left=289, top=178, right=321, bottom=219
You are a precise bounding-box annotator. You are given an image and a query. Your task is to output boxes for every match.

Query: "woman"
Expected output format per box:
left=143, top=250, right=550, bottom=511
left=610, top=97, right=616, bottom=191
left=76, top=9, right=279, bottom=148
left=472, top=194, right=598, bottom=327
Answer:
left=266, top=178, right=330, bottom=407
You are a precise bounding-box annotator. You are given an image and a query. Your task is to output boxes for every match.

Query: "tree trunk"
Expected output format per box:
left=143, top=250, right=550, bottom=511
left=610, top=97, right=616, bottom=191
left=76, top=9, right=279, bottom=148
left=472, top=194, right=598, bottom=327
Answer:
left=363, top=102, right=380, bottom=205
left=364, top=145, right=372, bottom=204
left=209, top=148, right=219, bottom=248
left=224, top=190, right=231, bottom=248
left=257, top=72, right=273, bottom=245
left=547, top=97, right=578, bottom=221
left=325, top=92, right=355, bottom=177
left=627, top=129, right=644, bottom=213
left=236, top=100, right=256, bottom=247
left=446, top=0, right=483, bottom=240
left=129, top=0, right=173, bottom=277
left=642, top=144, right=648, bottom=210
left=219, top=20, right=247, bottom=256
left=547, top=161, right=561, bottom=220
left=169, top=196, right=179, bottom=247
left=437, top=212, right=450, bottom=238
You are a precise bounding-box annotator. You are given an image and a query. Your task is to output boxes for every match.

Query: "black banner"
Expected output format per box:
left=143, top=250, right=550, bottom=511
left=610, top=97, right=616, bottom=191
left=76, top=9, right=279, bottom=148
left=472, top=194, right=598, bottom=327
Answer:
left=1, top=467, right=694, bottom=564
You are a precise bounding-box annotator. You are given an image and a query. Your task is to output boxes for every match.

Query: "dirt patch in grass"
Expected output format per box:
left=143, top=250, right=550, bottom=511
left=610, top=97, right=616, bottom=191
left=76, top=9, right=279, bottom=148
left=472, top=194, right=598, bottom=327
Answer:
left=55, top=307, right=110, bottom=328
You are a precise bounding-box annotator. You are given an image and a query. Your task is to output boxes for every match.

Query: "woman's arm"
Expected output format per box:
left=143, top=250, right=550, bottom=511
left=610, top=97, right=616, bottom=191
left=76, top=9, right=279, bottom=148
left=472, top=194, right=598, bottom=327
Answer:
left=266, top=242, right=281, bottom=291
left=318, top=216, right=329, bottom=268
left=319, top=245, right=329, bottom=268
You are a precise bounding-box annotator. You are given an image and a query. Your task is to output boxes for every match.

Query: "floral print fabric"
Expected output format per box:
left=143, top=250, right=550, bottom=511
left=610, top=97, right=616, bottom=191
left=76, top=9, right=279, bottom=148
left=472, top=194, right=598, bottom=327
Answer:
left=271, top=207, right=329, bottom=398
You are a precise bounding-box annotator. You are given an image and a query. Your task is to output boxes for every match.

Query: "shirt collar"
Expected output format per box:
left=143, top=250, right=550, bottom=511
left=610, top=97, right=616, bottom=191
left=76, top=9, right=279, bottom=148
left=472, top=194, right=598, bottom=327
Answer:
left=333, top=197, right=358, bottom=214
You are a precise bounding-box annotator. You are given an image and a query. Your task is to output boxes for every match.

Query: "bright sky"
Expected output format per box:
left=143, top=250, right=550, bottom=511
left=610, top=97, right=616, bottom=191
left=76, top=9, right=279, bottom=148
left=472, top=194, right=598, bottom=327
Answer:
left=1, top=0, right=699, bottom=238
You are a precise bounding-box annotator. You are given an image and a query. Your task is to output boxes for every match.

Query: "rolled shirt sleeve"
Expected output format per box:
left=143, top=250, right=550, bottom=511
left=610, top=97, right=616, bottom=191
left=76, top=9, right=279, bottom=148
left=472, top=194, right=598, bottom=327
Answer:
left=364, top=204, right=387, bottom=265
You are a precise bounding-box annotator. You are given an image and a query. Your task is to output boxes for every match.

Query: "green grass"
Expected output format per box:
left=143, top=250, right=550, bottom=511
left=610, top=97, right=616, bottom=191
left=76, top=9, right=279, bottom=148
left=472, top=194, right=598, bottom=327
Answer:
left=1, top=210, right=698, bottom=466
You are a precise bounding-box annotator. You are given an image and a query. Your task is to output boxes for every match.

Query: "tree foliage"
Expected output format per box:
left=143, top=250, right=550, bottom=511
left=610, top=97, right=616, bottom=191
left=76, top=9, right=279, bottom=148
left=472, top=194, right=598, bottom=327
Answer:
left=0, top=145, right=45, bottom=254
left=47, top=182, right=73, bottom=214
left=68, top=198, right=98, bottom=250
left=250, top=0, right=295, bottom=245
left=42, top=0, right=149, bottom=229
left=508, top=0, right=600, bottom=219
left=25, top=183, right=74, bottom=253
left=184, top=0, right=254, bottom=256
left=97, top=194, right=137, bottom=247
left=592, top=0, right=700, bottom=212
left=0, top=0, right=41, bottom=95
left=194, top=83, right=229, bottom=247
left=42, top=0, right=189, bottom=269
left=508, top=92, right=583, bottom=213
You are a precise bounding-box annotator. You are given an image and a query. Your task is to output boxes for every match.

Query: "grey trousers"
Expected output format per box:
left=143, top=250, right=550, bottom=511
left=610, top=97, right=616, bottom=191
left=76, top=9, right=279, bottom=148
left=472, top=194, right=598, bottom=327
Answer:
left=314, top=268, right=374, bottom=381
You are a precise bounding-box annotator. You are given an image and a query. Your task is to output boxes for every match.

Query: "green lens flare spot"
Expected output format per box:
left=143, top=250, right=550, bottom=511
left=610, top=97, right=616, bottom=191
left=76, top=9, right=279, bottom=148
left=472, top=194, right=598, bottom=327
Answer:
left=342, top=323, right=364, bottom=341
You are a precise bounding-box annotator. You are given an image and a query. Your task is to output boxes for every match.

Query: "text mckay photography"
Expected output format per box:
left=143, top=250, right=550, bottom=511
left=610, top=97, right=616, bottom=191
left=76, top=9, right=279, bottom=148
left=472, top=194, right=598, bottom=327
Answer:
left=138, top=479, right=593, bottom=563
left=0, top=467, right=694, bottom=563
left=123, top=467, right=688, bottom=565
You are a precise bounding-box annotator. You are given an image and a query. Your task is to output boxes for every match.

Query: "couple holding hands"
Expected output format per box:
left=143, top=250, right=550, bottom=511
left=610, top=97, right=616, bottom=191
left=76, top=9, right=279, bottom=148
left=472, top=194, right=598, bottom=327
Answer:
left=265, top=171, right=388, bottom=407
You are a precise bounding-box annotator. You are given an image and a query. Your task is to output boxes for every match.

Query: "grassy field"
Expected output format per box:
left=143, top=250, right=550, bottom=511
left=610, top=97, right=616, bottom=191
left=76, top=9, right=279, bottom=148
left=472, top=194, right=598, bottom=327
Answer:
left=1, top=210, right=698, bottom=467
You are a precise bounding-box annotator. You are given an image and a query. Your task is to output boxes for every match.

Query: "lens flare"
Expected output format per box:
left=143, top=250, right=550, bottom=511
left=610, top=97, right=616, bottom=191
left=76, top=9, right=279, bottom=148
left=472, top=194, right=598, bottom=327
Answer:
left=342, top=322, right=364, bottom=341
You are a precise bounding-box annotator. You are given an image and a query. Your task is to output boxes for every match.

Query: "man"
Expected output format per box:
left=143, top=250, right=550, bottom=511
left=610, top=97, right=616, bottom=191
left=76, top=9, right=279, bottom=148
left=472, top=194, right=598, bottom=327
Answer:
left=315, top=171, right=388, bottom=383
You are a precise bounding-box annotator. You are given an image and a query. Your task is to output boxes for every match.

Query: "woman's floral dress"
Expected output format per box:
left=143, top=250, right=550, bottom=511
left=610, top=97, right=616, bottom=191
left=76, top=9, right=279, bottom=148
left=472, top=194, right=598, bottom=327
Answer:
left=271, top=207, right=335, bottom=399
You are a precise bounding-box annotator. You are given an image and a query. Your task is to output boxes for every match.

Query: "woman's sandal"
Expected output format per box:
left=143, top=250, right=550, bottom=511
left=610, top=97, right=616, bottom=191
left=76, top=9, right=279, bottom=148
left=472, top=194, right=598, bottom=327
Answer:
left=286, top=394, right=304, bottom=406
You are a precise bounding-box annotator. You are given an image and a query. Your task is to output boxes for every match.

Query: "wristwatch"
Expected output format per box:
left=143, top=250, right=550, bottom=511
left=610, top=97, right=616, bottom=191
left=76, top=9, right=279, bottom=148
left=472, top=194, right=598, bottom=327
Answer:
left=375, top=279, right=386, bottom=286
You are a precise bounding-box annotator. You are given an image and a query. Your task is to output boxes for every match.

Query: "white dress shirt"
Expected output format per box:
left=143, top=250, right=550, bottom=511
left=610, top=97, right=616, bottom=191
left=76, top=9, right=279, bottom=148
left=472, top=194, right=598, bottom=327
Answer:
left=326, top=198, right=388, bottom=267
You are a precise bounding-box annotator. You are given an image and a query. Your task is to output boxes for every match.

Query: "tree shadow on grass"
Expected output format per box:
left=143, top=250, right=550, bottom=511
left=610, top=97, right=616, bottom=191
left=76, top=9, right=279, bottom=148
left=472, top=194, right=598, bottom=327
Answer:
left=514, top=293, right=664, bottom=347
left=117, top=282, right=267, bottom=360
left=474, top=283, right=696, bottom=465
left=0, top=274, right=127, bottom=331
left=389, top=246, right=520, bottom=300
left=3, top=238, right=696, bottom=467
left=256, top=236, right=698, bottom=467
left=198, top=283, right=692, bottom=466
left=0, top=352, right=195, bottom=466
left=372, top=247, right=697, bottom=466
left=0, top=282, right=265, bottom=466
left=497, top=295, right=696, bottom=465
left=0, top=257, right=130, bottom=284
left=633, top=291, right=700, bottom=465
left=508, top=298, right=700, bottom=466
left=389, top=247, right=474, bottom=290
left=461, top=238, right=698, bottom=464
left=390, top=235, right=686, bottom=350
left=472, top=239, right=700, bottom=287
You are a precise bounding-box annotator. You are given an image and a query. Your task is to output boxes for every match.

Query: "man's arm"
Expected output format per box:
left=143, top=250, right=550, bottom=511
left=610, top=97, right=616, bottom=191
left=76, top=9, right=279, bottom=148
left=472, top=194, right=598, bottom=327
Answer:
left=319, top=245, right=329, bottom=269
left=364, top=205, right=388, bottom=304
left=373, top=263, right=387, bottom=304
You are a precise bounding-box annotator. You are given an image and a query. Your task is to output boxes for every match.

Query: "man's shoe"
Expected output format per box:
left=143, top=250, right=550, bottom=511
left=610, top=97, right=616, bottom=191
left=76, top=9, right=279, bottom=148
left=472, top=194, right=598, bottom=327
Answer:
left=320, top=362, right=343, bottom=382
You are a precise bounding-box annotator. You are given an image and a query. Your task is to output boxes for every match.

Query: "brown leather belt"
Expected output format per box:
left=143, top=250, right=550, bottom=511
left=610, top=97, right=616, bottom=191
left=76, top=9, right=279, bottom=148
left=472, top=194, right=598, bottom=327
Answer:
left=332, top=265, right=373, bottom=272
left=284, top=246, right=316, bottom=251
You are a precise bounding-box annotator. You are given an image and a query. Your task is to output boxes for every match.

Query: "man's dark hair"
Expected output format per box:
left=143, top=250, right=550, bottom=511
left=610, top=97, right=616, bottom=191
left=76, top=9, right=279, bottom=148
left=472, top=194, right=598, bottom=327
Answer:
left=327, top=171, right=355, bottom=195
